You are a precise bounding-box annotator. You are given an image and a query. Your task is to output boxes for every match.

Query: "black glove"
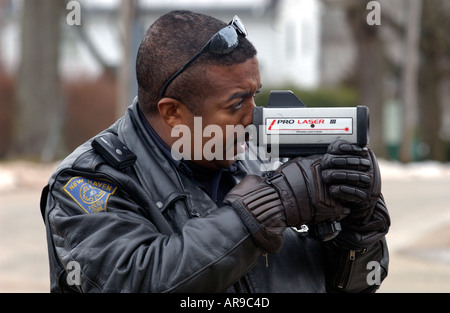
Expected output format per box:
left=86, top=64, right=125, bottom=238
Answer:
left=225, top=154, right=353, bottom=252
left=321, top=140, right=381, bottom=224
left=334, top=195, right=390, bottom=250
left=224, top=175, right=287, bottom=254
left=267, top=154, right=350, bottom=227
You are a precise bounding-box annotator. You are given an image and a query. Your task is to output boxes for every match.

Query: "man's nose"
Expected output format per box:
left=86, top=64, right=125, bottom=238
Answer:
left=241, top=101, right=256, bottom=127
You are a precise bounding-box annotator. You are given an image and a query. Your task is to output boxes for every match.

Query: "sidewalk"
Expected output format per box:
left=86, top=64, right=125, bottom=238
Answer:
left=378, top=173, right=450, bottom=292
left=0, top=188, right=50, bottom=292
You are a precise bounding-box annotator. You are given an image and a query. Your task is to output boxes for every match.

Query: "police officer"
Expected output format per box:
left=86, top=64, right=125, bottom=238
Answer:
left=40, top=10, right=390, bottom=293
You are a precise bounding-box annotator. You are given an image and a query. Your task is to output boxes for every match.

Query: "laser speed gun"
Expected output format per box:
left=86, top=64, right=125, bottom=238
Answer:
left=253, top=90, right=371, bottom=241
left=253, top=90, right=370, bottom=158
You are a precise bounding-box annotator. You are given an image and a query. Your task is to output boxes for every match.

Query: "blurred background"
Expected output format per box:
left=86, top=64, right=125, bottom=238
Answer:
left=0, top=0, right=449, bottom=293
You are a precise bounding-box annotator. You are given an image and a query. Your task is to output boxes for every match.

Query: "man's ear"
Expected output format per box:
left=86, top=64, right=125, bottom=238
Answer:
left=157, top=98, right=188, bottom=128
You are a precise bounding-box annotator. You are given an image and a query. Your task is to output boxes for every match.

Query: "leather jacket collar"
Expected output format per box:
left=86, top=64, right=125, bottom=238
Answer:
left=118, top=99, right=188, bottom=213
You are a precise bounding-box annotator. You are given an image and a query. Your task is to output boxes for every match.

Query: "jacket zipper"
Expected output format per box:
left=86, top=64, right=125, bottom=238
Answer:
left=234, top=277, right=249, bottom=293
left=337, top=249, right=356, bottom=289
left=241, top=278, right=249, bottom=293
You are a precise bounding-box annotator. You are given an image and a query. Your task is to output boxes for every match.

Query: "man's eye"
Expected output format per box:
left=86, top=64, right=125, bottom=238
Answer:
left=230, top=99, right=244, bottom=111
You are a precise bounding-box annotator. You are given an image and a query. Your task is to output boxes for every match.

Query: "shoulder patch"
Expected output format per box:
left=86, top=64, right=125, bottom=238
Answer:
left=63, top=177, right=117, bottom=214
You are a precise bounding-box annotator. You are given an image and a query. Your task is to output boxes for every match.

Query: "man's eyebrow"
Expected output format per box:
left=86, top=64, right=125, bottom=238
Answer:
left=226, top=85, right=263, bottom=102
left=226, top=91, right=252, bottom=102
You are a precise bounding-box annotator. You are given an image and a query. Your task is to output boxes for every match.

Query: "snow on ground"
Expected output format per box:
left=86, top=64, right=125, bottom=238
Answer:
left=0, top=161, right=59, bottom=192
left=378, top=159, right=450, bottom=181
left=1, top=159, right=450, bottom=192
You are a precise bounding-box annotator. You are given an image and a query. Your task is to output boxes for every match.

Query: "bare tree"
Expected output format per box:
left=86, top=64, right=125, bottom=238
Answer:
left=322, top=0, right=449, bottom=162
left=321, top=0, right=386, bottom=156
left=345, top=0, right=386, bottom=157
left=417, top=0, right=450, bottom=162
left=399, top=0, right=422, bottom=163
left=117, top=0, right=137, bottom=118
left=14, top=0, right=64, bottom=160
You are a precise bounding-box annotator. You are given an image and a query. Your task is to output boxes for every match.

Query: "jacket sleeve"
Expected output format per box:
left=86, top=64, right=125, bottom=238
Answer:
left=323, top=195, right=390, bottom=292
left=44, top=169, right=261, bottom=293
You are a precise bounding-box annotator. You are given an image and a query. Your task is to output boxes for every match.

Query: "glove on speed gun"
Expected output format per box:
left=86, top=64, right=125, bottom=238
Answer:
left=253, top=91, right=370, bottom=241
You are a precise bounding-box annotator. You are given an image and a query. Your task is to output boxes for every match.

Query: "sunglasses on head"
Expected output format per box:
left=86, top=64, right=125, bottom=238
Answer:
left=160, top=15, right=248, bottom=98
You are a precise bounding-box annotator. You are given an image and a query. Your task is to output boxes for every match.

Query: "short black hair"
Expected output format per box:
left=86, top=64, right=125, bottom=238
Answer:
left=136, top=10, right=257, bottom=115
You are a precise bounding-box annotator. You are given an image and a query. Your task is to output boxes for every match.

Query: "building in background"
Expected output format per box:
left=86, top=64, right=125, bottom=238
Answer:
left=0, top=0, right=322, bottom=89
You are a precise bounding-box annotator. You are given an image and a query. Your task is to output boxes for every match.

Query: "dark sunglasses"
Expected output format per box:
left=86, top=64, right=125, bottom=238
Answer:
left=159, top=15, right=248, bottom=98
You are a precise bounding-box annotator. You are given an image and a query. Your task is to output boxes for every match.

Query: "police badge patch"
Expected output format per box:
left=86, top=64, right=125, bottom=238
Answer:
left=63, top=177, right=117, bottom=214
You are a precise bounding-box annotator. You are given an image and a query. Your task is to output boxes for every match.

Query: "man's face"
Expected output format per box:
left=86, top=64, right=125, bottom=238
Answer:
left=176, top=57, right=261, bottom=169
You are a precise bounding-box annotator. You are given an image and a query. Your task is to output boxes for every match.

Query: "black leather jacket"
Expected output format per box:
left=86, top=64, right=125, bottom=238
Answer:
left=40, top=100, right=389, bottom=293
